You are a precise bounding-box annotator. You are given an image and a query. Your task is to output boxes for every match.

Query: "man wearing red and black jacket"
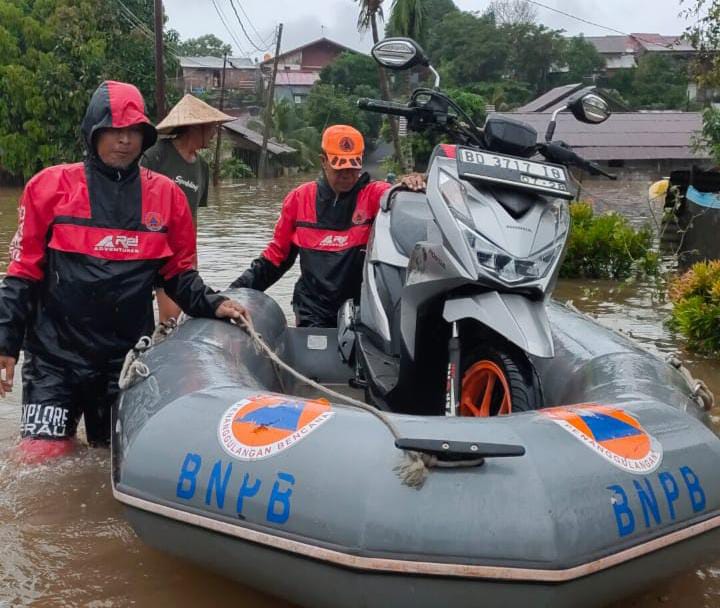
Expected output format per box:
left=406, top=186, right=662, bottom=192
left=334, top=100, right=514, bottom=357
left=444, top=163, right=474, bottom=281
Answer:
left=0, top=81, right=247, bottom=459
left=230, top=125, right=424, bottom=327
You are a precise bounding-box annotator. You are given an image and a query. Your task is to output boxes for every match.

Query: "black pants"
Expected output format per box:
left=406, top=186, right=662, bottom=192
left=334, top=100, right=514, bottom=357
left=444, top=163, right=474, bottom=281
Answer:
left=20, top=353, right=121, bottom=446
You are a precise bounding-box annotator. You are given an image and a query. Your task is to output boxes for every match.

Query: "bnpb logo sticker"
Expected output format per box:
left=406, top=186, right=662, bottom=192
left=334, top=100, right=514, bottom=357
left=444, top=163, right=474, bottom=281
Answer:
left=144, top=211, right=164, bottom=231
left=542, top=404, right=663, bottom=474
left=219, top=394, right=334, bottom=461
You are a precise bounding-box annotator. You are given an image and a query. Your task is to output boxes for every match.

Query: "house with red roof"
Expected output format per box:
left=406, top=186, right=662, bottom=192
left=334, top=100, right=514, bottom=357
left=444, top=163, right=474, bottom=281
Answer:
left=585, top=33, right=696, bottom=73
left=260, top=37, right=361, bottom=104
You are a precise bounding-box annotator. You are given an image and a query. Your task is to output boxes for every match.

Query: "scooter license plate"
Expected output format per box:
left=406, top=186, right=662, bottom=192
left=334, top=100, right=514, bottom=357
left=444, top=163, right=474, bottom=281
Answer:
left=456, top=147, right=574, bottom=200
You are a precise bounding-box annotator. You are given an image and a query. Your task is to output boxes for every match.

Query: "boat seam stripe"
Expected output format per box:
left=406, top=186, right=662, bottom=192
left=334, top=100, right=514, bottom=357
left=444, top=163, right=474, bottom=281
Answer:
left=113, top=487, right=720, bottom=582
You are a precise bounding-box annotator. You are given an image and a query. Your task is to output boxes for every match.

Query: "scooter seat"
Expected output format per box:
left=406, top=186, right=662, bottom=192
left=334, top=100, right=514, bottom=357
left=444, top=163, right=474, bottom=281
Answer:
left=389, top=192, right=434, bottom=258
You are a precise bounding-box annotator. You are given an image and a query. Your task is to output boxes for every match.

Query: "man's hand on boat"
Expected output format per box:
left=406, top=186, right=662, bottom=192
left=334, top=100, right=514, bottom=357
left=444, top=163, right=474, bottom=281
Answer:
left=398, top=173, right=426, bottom=191
left=215, top=299, right=251, bottom=326
left=0, top=355, right=15, bottom=398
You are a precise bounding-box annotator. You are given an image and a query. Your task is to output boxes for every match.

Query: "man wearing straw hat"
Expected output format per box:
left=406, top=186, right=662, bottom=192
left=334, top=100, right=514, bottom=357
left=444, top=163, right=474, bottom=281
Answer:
left=142, top=94, right=234, bottom=321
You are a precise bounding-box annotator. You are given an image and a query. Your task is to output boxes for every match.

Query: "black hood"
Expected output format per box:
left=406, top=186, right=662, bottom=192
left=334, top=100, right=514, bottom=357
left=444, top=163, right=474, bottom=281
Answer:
left=81, top=81, right=157, bottom=157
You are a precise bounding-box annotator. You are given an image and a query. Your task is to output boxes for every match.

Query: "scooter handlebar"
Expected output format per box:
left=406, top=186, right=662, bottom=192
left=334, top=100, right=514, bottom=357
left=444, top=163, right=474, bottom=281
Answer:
left=540, top=142, right=617, bottom=180
left=357, top=98, right=416, bottom=118
left=586, top=160, right=618, bottom=180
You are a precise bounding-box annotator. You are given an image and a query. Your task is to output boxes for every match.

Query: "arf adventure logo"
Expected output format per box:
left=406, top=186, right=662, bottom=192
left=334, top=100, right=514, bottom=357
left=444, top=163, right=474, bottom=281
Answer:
left=94, top=234, right=140, bottom=253
left=218, top=394, right=334, bottom=461
left=542, top=404, right=663, bottom=474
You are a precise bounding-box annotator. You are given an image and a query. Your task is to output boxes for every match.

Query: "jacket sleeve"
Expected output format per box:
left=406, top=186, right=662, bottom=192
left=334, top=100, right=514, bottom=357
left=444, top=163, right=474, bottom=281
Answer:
left=0, top=177, right=54, bottom=358
left=0, top=277, right=35, bottom=358
left=159, top=184, right=226, bottom=318
left=229, top=188, right=299, bottom=290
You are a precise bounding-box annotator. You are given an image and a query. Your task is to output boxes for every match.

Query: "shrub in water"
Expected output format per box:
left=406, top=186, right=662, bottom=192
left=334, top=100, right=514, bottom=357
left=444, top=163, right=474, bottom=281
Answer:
left=220, top=157, right=254, bottom=179
left=560, top=202, right=659, bottom=279
left=669, top=260, right=720, bottom=353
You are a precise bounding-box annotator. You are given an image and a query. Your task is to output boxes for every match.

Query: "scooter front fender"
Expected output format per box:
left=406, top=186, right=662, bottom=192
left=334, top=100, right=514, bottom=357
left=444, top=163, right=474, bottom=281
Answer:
left=443, top=293, right=554, bottom=358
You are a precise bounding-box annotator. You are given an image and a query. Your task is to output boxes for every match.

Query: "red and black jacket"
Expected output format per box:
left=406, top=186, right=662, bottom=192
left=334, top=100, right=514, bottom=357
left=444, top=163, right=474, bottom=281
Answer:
left=0, top=81, right=225, bottom=368
left=230, top=174, right=390, bottom=327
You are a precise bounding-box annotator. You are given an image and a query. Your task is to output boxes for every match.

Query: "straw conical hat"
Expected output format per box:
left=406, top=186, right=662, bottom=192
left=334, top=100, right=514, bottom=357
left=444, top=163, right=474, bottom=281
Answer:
left=156, top=94, right=234, bottom=133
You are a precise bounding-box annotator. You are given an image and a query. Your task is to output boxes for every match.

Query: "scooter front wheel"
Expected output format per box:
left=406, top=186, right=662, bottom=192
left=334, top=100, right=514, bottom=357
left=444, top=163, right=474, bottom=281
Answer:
left=460, top=343, right=542, bottom=416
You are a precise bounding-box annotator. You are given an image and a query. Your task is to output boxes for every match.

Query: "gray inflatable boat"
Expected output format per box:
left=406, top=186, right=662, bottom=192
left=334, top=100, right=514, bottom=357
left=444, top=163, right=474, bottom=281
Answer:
left=113, top=289, right=720, bottom=608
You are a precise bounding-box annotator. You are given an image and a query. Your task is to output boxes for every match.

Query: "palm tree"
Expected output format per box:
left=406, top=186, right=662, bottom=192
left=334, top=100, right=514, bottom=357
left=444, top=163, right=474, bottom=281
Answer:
left=388, top=0, right=425, bottom=45
left=355, top=0, right=406, bottom=170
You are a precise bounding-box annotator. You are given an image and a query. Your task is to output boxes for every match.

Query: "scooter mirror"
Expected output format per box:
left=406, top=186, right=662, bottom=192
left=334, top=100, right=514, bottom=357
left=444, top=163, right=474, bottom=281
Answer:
left=371, top=37, right=429, bottom=70
left=569, top=93, right=610, bottom=124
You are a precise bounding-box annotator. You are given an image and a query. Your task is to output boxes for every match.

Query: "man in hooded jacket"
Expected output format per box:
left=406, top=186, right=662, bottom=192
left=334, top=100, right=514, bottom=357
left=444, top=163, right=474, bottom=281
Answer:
left=0, top=80, right=247, bottom=460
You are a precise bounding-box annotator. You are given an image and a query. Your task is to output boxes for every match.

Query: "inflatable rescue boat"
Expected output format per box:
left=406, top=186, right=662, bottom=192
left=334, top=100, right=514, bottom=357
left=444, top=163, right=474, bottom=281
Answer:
left=113, top=289, right=720, bottom=608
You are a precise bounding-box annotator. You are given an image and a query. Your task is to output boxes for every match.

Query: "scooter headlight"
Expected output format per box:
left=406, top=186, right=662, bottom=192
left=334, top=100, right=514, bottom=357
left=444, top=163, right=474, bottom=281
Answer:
left=548, top=198, right=570, bottom=242
left=439, top=170, right=473, bottom=225
left=461, top=224, right=564, bottom=284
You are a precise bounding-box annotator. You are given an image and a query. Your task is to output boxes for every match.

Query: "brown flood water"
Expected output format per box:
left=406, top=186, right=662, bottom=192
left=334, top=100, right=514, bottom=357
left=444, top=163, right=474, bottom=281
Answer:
left=0, top=177, right=719, bottom=607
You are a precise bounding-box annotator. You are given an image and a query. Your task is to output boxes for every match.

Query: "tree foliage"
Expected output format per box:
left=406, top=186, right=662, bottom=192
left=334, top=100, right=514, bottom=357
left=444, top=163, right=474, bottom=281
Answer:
left=669, top=260, right=720, bottom=353
left=560, top=202, right=659, bottom=279
left=303, top=84, right=381, bottom=144
left=627, top=54, right=690, bottom=109
left=176, top=34, right=232, bottom=58
left=319, top=52, right=379, bottom=95
left=682, top=0, right=720, bottom=86
left=501, top=21, right=566, bottom=94
left=486, top=0, right=537, bottom=25
left=558, top=36, right=605, bottom=85
left=387, top=0, right=426, bottom=45
left=0, top=0, right=178, bottom=181
left=426, top=11, right=510, bottom=86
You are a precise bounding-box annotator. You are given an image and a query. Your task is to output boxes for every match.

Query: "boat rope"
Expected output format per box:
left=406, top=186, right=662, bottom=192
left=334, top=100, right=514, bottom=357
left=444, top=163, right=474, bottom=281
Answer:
left=666, top=354, right=715, bottom=411
left=234, top=314, right=482, bottom=489
left=118, top=336, right=152, bottom=390
left=118, top=319, right=178, bottom=390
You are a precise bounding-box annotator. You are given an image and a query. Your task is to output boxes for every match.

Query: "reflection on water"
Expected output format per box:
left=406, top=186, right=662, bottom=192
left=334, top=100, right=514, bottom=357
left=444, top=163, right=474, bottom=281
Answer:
left=0, top=177, right=718, bottom=607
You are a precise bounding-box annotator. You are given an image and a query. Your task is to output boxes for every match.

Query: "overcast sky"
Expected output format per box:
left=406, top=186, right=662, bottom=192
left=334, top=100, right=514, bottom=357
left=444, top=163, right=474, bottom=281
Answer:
left=163, top=0, right=693, bottom=59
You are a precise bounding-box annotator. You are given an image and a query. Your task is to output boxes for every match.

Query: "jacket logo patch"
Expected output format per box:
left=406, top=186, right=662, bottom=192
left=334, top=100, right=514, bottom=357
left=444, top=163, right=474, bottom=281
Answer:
left=144, top=211, right=164, bottom=231
left=319, top=235, right=349, bottom=248
left=95, top=234, right=140, bottom=253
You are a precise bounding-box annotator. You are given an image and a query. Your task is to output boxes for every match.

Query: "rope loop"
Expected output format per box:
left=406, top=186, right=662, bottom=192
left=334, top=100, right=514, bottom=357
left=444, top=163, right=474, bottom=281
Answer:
left=118, top=320, right=179, bottom=390
left=666, top=354, right=715, bottom=411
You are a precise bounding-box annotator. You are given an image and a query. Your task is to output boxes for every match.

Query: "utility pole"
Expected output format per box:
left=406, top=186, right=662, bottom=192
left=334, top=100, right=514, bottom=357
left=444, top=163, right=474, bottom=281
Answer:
left=212, top=53, right=228, bottom=187
left=259, top=23, right=283, bottom=179
left=153, top=0, right=166, bottom=120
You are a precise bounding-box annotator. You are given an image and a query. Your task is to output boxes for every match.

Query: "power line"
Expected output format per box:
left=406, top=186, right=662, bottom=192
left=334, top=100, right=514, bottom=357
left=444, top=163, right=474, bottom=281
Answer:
left=117, top=4, right=208, bottom=69
left=116, top=2, right=190, bottom=63
left=524, top=0, right=679, bottom=50
left=210, top=0, right=249, bottom=56
left=234, top=0, right=275, bottom=49
left=228, top=0, right=270, bottom=52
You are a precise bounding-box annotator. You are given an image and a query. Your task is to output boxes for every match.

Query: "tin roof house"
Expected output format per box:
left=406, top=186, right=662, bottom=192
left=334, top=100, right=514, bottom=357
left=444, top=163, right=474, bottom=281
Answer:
left=505, top=84, right=711, bottom=176
left=179, top=56, right=260, bottom=96
left=585, top=33, right=696, bottom=73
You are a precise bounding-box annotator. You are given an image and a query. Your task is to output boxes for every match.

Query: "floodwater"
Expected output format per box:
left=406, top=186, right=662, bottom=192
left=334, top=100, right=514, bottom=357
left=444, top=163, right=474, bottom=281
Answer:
left=0, top=176, right=719, bottom=608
